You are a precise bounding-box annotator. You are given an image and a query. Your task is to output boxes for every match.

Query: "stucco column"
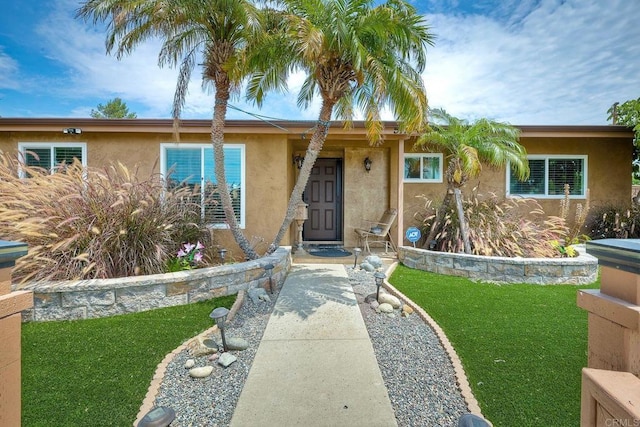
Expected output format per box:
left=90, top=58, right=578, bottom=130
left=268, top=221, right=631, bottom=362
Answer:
left=578, top=239, right=640, bottom=426
left=0, top=240, right=32, bottom=427
left=395, top=139, right=405, bottom=250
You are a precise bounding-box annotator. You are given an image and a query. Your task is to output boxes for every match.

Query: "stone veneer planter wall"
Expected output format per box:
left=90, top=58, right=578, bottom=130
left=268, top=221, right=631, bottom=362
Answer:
left=398, top=245, right=598, bottom=285
left=19, top=247, right=291, bottom=322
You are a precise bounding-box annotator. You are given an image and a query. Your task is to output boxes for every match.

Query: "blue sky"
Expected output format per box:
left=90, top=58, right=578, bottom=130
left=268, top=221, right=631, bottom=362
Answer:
left=0, top=0, right=637, bottom=125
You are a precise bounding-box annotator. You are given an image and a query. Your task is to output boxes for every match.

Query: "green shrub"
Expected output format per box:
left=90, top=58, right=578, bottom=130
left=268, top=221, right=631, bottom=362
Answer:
left=414, top=190, right=568, bottom=257
left=585, top=204, right=640, bottom=239
left=0, top=152, right=212, bottom=283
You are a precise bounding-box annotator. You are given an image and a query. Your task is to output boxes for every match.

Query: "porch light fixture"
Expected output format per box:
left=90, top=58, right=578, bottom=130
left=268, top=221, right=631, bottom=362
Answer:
left=264, top=263, right=275, bottom=293
left=210, top=306, right=230, bottom=352
left=63, top=128, right=82, bottom=135
left=353, top=247, right=362, bottom=268
left=218, top=248, right=227, bottom=263
left=364, top=157, right=372, bottom=172
left=374, top=272, right=386, bottom=301
left=293, top=154, right=304, bottom=169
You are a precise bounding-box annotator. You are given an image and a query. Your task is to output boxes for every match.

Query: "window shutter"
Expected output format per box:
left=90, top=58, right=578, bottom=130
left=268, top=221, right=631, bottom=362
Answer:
left=164, top=145, right=243, bottom=226
left=510, top=159, right=545, bottom=195
left=24, top=148, right=51, bottom=170
left=548, top=159, right=584, bottom=195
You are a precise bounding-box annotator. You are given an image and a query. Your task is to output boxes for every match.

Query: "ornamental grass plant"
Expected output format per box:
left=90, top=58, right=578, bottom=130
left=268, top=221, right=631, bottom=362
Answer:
left=414, top=186, right=590, bottom=257
left=0, top=152, right=213, bottom=283
left=415, top=191, right=567, bottom=257
left=586, top=203, right=640, bottom=239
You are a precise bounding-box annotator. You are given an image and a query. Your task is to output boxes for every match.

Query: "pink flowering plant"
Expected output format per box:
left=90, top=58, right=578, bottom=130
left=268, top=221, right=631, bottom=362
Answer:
left=167, top=241, right=205, bottom=272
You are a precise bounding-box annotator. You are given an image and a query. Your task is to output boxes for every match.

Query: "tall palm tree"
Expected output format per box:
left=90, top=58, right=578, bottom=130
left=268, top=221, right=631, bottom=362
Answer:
left=247, top=0, right=436, bottom=251
left=415, top=108, right=530, bottom=245
left=77, top=0, right=268, bottom=260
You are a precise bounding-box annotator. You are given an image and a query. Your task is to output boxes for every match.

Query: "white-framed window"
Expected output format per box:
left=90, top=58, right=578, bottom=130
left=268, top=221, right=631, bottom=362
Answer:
left=403, top=153, right=443, bottom=182
left=507, top=155, right=587, bottom=198
left=18, top=142, right=87, bottom=176
left=160, top=143, right=245, bottom=228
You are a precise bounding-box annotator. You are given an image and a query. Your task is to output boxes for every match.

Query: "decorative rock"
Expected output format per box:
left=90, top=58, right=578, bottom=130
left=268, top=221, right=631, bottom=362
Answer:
left=218, top=352, right=237, bottom=368
left=402, top=304, right=414, bottom=317
left=248, top=287, right=270, bottom=304
left=184, top=359, right=195, bottom=369
left=187, top=336, right=219, bottom=357
left=370, top=300, right=380, bottom=310
left=208, top=353, right=220, bottom=361
left=378, top=302, right=394, bottom=313
left=365, top=255, right=383, bottom=269
left=378, top=293, right=401, bottom=309
left=360, top=262, right=375, bottom=272
left=189, top=366, right=214, bottom=378
left=225, top=337, right=249, bottom=351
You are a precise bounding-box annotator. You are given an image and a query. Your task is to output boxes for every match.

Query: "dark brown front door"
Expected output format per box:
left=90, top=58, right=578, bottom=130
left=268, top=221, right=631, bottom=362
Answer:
left=303, top=158, right=343, bottom=242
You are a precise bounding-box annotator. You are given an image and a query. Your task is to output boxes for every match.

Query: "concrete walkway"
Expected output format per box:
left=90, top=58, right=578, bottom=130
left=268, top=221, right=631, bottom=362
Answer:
left=230, top=263, right=397, bottom=427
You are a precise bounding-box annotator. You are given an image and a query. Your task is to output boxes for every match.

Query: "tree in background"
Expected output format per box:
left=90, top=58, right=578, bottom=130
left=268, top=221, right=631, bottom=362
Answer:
left=415, top=108, right=529, bottom=250
left=90, top=97, right=137, bottom=118
left=608, top=98, right=640, bottom=183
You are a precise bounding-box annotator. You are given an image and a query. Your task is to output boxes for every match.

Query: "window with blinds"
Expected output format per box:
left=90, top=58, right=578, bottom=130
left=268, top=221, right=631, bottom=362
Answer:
left=162, top=144, right=245, bottom=227
left=18, top=143, right=86, bottom=176
left=508, top=155, right=587, bottom=197
left=403, top=153, right=443, bottom=182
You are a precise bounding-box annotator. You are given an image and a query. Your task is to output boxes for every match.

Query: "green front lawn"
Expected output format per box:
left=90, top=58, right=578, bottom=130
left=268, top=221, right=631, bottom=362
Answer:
left=22, top=296, right=235, bottom=427
left=389, top=265, right=598, bottom=427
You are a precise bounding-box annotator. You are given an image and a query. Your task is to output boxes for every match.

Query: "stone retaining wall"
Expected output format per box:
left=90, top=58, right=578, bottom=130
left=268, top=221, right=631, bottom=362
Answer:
left=19, top=247, right=291, bottom=322
left=398, top=245, right=597, bottom=285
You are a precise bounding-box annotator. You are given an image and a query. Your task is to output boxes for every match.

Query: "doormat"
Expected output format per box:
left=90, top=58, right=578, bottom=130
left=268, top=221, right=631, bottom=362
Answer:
left=307, top=248, right=352, bottom=258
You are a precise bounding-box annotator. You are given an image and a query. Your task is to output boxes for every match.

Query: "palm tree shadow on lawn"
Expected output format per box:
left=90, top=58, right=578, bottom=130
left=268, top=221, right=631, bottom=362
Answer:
left=272, top=267, right=356, bottom=320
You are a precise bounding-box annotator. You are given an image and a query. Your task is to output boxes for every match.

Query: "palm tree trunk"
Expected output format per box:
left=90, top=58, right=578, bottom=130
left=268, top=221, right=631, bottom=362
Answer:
left=211, top=86, right=259, bottom=260
left=424, top=188, right=454, bottom=246
left=267, top=100, right=335, bottom=252
left=454, top=189, right=471, bottom=254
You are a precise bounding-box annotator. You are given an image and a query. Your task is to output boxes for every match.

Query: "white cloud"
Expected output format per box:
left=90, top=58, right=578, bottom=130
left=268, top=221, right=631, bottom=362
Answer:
left=422, top=0, right=639, bottom=125
left=0, top=48, right=19, bottom=90
left=15, top=0, right=638, bottom=124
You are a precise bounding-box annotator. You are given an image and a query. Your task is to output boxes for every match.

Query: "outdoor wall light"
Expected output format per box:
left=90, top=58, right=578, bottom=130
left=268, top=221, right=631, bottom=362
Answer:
left=263, top=263, right=275, bottom=294
left=210, top=306, right=230, bottom=352
left=374, top=271, right=386, bottom=301
left=293, top=154, right=304, bottom=169
left=218, top=248, right=227, bottom=263
left=364, top=157, right=372, bottom=172
left=63, top=128, right=82, bottom=135
left=353, top=247, right=362, bottom=268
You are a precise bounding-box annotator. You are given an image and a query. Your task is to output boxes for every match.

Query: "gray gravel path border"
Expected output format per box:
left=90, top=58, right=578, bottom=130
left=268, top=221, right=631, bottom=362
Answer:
left=134, top=263, right=486, bottom=426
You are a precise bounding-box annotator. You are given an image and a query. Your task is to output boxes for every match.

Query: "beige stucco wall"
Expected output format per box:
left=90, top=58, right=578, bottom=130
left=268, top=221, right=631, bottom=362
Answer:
left=0, top=129, right=292, bottom=258
left=291, top=137, right=396, bottom=248
left=343, top=145, right=390, bottom=247
left=0, top=120, right=633, bottom=255
left=399, top=135, right=632, bottom=247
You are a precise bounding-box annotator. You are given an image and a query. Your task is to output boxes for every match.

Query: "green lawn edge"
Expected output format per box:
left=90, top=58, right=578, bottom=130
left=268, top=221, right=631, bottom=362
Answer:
left=389, top=265, right=598, bottom=427
left=22, top=295, right=235, bottom=427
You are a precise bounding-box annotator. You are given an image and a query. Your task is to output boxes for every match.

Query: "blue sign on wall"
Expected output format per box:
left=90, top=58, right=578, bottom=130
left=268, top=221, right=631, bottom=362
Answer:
left=405, top=227, right=421, bottom=244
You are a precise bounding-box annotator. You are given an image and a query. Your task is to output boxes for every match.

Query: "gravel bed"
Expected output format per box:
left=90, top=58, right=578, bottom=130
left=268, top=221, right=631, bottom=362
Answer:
left=349, top=267, right=469, bottom=426
left=152, top=266, right=468, bottom=426
left=154, top=288, right=280, bottom=426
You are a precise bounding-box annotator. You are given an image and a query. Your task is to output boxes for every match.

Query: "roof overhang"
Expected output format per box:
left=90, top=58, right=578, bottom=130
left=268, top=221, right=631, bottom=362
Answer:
left=0, top=118, right=634, bottom=140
